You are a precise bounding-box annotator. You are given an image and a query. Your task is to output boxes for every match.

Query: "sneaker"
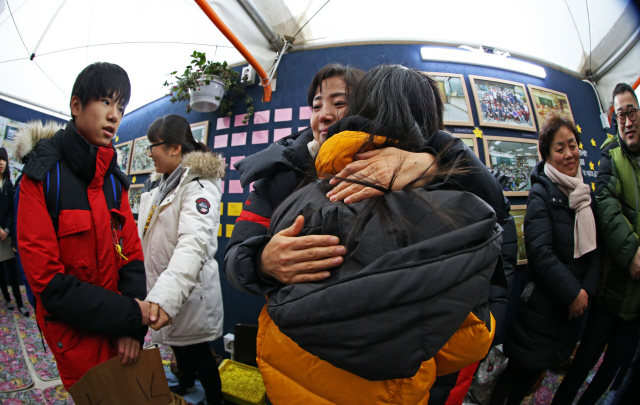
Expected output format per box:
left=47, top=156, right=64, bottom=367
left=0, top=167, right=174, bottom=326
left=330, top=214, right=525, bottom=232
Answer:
left=18, top=306, right=30, bottom=317
left=6, top=301, right=14, bottom=310
left=168, top=384, right=197, bottom=397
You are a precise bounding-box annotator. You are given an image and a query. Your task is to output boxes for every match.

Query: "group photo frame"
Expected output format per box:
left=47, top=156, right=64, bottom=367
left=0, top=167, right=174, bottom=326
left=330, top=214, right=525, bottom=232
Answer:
left=114, top=140, right=133, bottom=175
left=190, top=120, right=209, bottom=145
left=482, top=135, right=541, bottom=196
left=423, top=72, right=474, bottom=127
left=469, top=75, right=537, bottom=132
left=130, top=136, right=154, bottom=175
left=527, top=84, right=575, bottom=127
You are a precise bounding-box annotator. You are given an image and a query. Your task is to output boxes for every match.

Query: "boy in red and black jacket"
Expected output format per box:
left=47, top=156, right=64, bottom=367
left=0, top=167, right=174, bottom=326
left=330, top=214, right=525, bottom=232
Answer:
left=17, top=62, right=151, bottom=389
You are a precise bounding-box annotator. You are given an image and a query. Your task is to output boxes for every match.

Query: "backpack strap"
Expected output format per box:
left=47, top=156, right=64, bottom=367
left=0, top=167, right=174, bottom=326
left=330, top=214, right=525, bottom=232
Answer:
left=43, top=162, right=60, bottom=232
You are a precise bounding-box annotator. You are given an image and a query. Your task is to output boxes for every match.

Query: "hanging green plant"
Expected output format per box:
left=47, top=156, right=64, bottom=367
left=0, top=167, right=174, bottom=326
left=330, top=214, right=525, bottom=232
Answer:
left=163, top=51, right=254, bottom=123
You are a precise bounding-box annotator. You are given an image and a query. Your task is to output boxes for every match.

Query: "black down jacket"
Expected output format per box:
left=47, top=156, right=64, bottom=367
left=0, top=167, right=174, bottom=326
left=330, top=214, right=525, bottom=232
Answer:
left=267, top=183, right=502, bottom=381
left=504, top=161, right=601, bottom=369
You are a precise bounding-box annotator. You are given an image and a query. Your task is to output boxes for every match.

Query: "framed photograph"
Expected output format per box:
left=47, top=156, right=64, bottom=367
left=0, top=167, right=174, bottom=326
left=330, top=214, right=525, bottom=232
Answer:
left=114, top=140, right=133, bottom=174
left=453, top=133, right=479, bottom=156
left=511, top=204, right=527, bottom=265
left=423, top=72, right=474, bottom=127
left=527, top=84, right=575, bottom=126
left=482, top=135, right=540, bottom=196
left=128, top=184, right=144, bottom=218
left=4, top=124, right=20, bottom=142
left=469, top=75, right=537, bottom=132
left=130, top=136, right=154, bottom=174
left=190, top=120, right=209, bottom=145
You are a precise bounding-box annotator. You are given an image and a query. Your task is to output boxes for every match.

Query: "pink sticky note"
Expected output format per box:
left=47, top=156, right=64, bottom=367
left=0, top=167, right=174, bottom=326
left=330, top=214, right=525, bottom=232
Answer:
left=249, top=182, right=255, bottom=192
left=274, top=108, right=293, bottom=122
left=216, top=117, right=230, bottom=130
left=230, top=156, right=245, bottom=169
left=229, top=180, right=244, bottom=194
left=253, top=110, right=270, bottom=124
left=299, top=106, right=312, bottom=120
left=299, top=127, right=307, bottom=132
left=252, top=130, right=269, bottom=144
left=234, top=114, right=248, bottom=127
left=221, top=181, right=225, bottom=193
left=273, top=128, right=292, bottom=142
left=214, top=135, right=228, bottom=149
left=231, top=132, right=247, bottom=146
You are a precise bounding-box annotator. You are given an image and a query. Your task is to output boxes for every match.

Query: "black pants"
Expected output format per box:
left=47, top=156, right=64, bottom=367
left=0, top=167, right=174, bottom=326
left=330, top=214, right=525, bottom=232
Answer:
left=0, top=258, right=23, bottom=308
left=489, top=357, right=544, bottom=405
left=171, top=343, right=223, bottom=405
left=551, top=302, right=640, bottom=405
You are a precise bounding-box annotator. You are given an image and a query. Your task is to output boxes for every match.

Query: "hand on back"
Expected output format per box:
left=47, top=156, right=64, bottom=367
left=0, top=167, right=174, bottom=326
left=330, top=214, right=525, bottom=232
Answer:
left=260, top=215, right=345, bottom=284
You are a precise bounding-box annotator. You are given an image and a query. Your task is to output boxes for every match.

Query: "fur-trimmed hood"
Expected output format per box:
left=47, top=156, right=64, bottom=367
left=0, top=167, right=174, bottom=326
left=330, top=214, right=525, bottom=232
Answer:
left=9, top=120, right=65, bottom=162
left=149, top=151, right=226, bottom=182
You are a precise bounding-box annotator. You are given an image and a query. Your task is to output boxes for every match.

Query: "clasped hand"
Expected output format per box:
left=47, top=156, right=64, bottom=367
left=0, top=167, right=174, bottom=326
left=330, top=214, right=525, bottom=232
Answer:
left=136, top=298, right=171, bottom=330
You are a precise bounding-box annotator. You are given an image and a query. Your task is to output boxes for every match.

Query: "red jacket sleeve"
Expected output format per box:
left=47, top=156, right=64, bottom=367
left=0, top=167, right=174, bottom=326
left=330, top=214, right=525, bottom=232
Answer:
left=17, top=175, right=65, bottom=297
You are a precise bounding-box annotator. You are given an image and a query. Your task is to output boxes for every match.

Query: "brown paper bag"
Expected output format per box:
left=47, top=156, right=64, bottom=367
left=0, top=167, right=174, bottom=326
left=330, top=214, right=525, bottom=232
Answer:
left=68, top=347, right=172, bottom=405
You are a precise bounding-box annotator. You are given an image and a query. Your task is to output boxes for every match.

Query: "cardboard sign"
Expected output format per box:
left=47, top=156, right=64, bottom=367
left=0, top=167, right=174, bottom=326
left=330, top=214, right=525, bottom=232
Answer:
left=69, top=347, right=172, bottom=405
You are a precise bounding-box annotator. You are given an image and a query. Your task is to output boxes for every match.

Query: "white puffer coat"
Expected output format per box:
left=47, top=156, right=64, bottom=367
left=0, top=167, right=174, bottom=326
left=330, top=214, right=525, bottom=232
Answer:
left=138, top=151, right=226, bottom=346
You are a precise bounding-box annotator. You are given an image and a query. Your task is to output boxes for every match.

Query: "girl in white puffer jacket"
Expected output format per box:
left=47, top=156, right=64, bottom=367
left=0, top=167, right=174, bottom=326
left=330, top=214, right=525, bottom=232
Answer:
left=138, top=115, right=226, bottom=405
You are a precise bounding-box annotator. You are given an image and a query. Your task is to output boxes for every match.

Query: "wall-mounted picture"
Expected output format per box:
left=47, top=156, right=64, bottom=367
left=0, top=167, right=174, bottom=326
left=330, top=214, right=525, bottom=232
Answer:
left=4, top=124, right=20, bottom=142
left=128, top=184, right=144, bottom=218
left=511, top=204, right=527, bottom=265
left=130, top=136, right=154, bottom=174
left=114, top=140, right=133, bottom=174
left=469, top=75, right=537, bottom=132
left=453, top=133, right=479, bottom=156
left=482, top=135, right=540, bottom=196
left=423, top=72, right=474, bottom=127
left=527, top=84, right=575, bottom=126
left=190, top=120, right=210, bottom=145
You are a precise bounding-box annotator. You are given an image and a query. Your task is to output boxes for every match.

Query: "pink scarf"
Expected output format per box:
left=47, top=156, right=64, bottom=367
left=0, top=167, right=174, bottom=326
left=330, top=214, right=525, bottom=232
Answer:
left=543, top=162, right=597, bottom=258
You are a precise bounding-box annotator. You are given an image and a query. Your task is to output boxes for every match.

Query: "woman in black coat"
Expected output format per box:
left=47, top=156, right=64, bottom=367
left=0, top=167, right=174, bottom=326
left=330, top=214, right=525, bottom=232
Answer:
left=0, top=147, right=27, bottom=316
left=489, top=115, right=601, bottom=405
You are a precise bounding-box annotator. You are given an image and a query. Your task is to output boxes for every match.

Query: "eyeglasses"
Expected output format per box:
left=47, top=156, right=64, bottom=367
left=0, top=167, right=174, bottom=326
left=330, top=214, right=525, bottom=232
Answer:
left=616, top=107, right=639, bottom=125
left=147, top=141, right=168, bottom=152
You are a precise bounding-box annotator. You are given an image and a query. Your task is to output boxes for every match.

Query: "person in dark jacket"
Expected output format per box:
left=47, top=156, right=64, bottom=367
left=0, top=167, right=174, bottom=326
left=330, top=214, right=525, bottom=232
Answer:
left=0, top=147, right=28, bottom=316
left=16, top=62, right=150, bottom=390
left=489, top=115, right=601, bottom=405
left=551, top=83, right=640, bottom=405
left=224, top=64, right=506, bottom=298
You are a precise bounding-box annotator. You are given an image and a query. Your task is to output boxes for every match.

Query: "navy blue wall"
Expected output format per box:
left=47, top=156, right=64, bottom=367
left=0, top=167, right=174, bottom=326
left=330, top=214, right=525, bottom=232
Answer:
left=0, top=98, right=68, bottom=127
left=115, top=44, right=611, bottom=353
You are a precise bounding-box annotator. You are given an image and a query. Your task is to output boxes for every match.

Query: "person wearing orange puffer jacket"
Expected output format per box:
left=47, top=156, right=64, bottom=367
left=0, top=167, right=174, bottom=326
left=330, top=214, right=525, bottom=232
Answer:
left=257, top=65, right=502, bottom=404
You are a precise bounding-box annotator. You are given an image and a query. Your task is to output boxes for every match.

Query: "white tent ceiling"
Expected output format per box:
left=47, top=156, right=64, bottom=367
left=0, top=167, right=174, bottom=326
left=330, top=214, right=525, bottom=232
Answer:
left=0, top=0, right=638, bottom=118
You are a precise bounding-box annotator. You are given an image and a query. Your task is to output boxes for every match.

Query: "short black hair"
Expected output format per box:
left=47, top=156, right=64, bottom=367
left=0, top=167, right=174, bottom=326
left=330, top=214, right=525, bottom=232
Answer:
left=70, top=62, right=131, bottom=116
left=613, top=82, right=638, bottom=104
left=538, top=114, right=580, bottom=161
left=307, top=64, right=365, bottom=106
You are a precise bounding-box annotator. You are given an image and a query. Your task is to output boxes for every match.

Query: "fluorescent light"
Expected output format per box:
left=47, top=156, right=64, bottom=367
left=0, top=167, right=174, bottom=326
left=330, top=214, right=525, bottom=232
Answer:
left=529, top=146, right=537, bottom=149
left=494, top=141, right=501, bottom=145
left=490, top=146, right=495, bottom=150
left=421, top=47, right=546, bottom=78
left=516, top=149, right=523, bottom=151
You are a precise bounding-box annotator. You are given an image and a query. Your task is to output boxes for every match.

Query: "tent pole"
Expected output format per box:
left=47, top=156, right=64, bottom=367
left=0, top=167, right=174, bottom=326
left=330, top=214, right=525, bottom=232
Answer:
left=193, top=0, right=272, bottom=102
left=31, top=0, right=69, bottom=59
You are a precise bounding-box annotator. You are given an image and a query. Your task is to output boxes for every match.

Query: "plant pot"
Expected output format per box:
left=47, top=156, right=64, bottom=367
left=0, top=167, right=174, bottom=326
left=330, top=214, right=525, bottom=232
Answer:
left=189, top=76, right=226, bottom=113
